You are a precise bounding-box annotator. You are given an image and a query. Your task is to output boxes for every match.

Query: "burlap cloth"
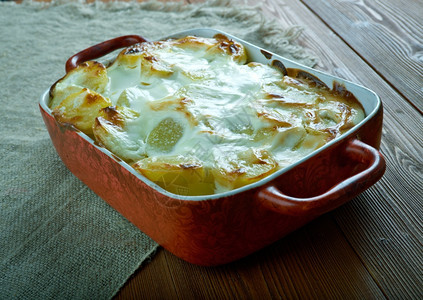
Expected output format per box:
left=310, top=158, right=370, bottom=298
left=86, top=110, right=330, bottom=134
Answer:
left=0, top=0, right=316, bottom=298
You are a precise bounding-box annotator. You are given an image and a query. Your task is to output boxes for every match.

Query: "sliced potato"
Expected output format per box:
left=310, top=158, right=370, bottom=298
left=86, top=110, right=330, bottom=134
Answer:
left=96, top=105, right=139, bottom=128
left=52, top=88, right=111, bottom=135
left=113, top=46, right=145, bottom=69
left=212, top=148, right=278, bottom=190
left=49, top=85, right=84, bottom=110
left=52, top=61, right=109, bottom=95
left=301, top=128, right=331, bottom=150
left=271, top=126, right=307, bottom=150
left=49, top=61, right=109, bottom=111
left=141, top=53, right=174, bottom=78
left=112, top=44, right=173, bottom=79
left=206, top=34, right=247, bottom=64
left=132, top=156, right=215, bottom=196
left=146, top=117, right=185, bottom=155
left=93, top=106, right=144, bottom=162
left=167, top=35, right=242, bottom=61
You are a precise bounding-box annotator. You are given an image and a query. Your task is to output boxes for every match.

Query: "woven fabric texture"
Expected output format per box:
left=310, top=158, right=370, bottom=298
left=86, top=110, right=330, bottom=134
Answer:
left=0, top=0, right=316, bottom=298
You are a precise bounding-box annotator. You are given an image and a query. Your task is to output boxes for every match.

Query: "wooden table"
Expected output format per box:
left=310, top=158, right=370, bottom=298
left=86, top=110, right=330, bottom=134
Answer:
left=114, top=0, right=423, bottom=298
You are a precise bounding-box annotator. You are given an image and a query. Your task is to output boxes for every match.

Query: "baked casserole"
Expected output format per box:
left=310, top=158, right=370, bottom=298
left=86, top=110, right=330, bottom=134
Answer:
left=49, top=34, right=365, bottom=196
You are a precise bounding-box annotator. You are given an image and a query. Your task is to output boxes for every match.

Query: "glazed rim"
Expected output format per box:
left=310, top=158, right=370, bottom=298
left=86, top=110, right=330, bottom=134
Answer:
left=40, top=28, right=382, bottom=201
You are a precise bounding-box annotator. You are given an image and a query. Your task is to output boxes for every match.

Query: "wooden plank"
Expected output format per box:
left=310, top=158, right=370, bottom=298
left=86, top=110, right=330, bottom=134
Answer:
left=116, top=215, right=385, bottom=298
left=301, top=0, right=423, bottom=113
left=256, top=216, right=386, bottom=298
left=254, top=0, right=423, bottom=298
left=115, top=250, right=179, bottom=299
left=335, top=192, right=423, bottom=298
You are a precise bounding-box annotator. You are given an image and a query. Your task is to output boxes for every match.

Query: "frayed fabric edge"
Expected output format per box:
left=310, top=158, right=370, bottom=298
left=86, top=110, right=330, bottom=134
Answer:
left=17, top=0, right=318, bottom=66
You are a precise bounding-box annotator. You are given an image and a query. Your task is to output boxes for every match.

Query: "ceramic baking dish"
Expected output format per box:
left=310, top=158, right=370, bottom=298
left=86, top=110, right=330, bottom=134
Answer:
left=40, top=28, right=385, bottom=266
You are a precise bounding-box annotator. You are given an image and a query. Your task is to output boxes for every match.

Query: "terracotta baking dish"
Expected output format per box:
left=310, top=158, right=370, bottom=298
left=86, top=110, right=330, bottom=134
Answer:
left=39, top=28, right=385, bottom=266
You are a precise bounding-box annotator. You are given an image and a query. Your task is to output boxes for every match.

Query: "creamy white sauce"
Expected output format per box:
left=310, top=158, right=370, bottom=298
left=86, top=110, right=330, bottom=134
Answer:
left=50, top=36, right=364, bottom=195
left=106, top=54, right=276, bottom=165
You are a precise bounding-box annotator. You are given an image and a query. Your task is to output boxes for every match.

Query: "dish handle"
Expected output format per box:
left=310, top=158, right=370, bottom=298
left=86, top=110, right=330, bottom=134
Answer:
left=65, top=35, right=148, bottom=73
left=256, top=139, right=386, bottom=216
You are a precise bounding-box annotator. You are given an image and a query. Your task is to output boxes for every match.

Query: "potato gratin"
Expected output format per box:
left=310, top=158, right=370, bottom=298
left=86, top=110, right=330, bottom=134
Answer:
left=49, top=35, right=365, bottom=195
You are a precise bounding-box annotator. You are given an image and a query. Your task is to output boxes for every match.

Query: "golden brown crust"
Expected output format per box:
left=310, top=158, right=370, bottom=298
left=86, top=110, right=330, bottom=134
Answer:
left=48, top=35, right=365, bottom=195
left=52, top=88, right=111, bottom=135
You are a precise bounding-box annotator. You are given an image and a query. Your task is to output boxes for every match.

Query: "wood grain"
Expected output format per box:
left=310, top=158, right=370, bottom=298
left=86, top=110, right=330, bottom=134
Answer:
left=116, top=216, right=386, bottom=299
left=301, top=0, right=423, bottom=113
